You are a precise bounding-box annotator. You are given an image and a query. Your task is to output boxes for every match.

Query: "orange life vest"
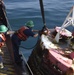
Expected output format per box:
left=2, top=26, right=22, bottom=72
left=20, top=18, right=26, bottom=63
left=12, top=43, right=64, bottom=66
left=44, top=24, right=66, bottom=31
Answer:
left=0, top=33, right=6, bottom=47
left=17, top=26, right=28, bottom=41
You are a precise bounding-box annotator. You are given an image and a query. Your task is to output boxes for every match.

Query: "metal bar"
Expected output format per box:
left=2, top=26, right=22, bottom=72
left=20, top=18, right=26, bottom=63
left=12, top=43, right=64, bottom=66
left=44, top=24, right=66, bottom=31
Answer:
left=39, top=0, right=46, bottom=26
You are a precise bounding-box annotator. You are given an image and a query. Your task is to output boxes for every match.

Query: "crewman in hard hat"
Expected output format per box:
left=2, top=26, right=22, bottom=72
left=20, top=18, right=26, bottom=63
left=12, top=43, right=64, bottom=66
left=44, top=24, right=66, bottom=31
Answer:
left=11, top=20, right=38, bottom=65
left=0, top=25, right=8, bottom=53
left=0, top=25, right=8, bottom=69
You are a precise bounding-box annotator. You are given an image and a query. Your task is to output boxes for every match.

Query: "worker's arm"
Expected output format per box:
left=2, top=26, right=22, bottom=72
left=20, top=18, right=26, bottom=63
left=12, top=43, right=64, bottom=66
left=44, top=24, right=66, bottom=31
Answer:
left=33, top=33, right=38, bottom=38
left=32, top=30, right=39, bottom=37
left=32, top=30, right=39, bottom=32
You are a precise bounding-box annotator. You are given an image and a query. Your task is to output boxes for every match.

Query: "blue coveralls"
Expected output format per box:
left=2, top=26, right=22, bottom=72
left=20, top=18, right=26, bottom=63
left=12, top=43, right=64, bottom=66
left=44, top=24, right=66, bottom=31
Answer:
left=0, top=37, right=3, bottom=65
left=11, top=27, right=35, bottom=63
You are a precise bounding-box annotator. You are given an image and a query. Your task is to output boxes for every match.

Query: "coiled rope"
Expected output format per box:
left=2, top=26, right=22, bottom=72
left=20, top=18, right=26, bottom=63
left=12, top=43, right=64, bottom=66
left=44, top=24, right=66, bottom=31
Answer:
left=19, top=35, right=40, bottom=50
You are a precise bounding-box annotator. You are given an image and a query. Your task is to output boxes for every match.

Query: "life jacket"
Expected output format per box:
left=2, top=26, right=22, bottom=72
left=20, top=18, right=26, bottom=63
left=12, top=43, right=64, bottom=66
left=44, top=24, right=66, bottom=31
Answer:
left=0, top=33, right=6, bottom=47
left=17, top=26, right=28, bottom=41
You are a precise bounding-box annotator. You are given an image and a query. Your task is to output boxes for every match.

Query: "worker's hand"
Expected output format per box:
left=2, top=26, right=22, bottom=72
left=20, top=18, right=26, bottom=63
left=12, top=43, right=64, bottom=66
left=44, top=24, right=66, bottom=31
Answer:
left=33, top=33, right=38, bottom=37
left=38, top=30, right=43, bottom=36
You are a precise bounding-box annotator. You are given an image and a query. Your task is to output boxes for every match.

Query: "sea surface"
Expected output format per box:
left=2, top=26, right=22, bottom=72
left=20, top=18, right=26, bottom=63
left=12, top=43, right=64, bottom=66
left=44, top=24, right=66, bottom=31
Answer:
left=4, top=0, right=74, bottom=60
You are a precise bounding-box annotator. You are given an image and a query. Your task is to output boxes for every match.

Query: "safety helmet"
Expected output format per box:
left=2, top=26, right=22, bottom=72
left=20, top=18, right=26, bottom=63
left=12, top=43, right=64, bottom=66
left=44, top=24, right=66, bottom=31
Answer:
left=25, top=21, right=34, bottom=28
left=0, top=25, right=8, bottom=32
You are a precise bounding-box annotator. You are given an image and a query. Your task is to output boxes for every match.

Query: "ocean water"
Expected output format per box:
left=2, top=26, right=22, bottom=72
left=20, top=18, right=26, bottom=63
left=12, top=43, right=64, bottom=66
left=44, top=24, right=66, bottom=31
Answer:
left=4, top=0, right=74, bottom=59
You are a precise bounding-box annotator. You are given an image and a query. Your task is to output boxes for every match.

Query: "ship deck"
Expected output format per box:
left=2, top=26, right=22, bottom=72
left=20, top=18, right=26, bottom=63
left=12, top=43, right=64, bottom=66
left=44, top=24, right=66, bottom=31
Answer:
left=0, top=44, right=30, bottom=75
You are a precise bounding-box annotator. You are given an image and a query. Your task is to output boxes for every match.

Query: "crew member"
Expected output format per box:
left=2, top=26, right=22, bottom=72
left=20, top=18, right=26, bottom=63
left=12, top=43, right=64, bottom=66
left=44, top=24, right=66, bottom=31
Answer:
left=11, top=20, right=38, bottom=65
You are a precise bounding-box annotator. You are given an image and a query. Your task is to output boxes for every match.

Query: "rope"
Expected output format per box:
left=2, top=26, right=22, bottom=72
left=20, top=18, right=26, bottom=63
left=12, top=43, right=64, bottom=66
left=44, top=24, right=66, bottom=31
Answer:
left=19, top=35, right=40, bottom=50
left=2, top=1, right=39, bottom=75
left=2, top=7, right=12, bottom=30
left=20, top=51, right=34, bottom=75
left=3, top=8, right=34, bottom=74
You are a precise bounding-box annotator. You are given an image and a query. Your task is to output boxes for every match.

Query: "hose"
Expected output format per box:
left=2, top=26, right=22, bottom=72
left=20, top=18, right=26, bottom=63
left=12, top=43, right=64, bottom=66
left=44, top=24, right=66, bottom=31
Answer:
left=19, top=34, right=40, bottom=50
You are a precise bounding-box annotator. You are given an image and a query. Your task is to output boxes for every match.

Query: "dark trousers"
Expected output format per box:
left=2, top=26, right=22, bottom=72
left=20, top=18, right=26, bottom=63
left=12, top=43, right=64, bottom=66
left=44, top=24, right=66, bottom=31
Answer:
left=11, top=34, right=21, bottom=62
